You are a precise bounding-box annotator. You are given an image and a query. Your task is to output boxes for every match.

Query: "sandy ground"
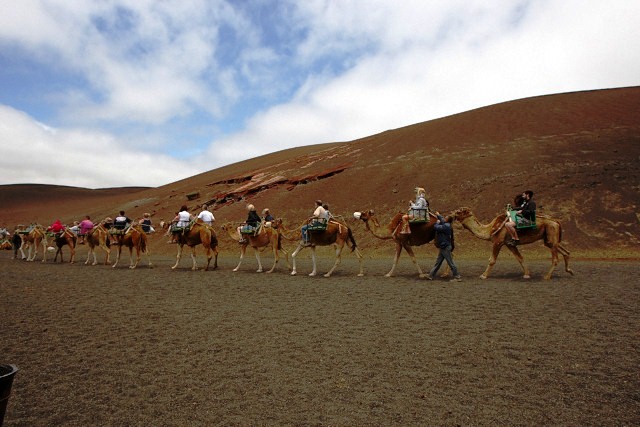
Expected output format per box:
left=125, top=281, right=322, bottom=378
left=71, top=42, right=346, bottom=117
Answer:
left=1, top=252, right=639, bottom=426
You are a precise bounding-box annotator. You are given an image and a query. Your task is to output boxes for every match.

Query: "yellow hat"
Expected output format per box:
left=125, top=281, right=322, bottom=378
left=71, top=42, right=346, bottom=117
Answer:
left=415, top=187, right=426, bottom=195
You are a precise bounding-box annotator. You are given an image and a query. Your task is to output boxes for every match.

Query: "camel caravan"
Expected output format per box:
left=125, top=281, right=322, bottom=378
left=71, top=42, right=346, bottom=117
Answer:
left=4, top=188, right=574, bottom=280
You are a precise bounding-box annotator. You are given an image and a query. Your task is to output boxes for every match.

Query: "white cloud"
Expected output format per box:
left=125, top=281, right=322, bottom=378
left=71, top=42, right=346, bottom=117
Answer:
left=0, top=105, right=198, bottom=188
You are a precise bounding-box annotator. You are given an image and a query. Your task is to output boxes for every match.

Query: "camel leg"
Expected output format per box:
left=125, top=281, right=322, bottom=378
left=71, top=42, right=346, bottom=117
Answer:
left=481, top=244, right=503, bottom=279
left=18, top=246, right=26, bottom=260
left=103, top=245, right=111, bottom=265
left=267, top=246, right=280, bottom=273
left=210, top=246, right=218, bottom=270
left=504, top=245, right=530, bottom=279
left=385, top=244, right=403, bottom=277
left=69, top=244, right=75, bottom=264
left=85, top=247, right=94, bottom=265
left=112, top=246, right=122, bottom=268
left=282, top=247, right=292, bottom=271
left=171, top=244, right=184, bottom=269
left=233, top=245, right=247, bottom=272
left=129, top=247, right=138, bottom=269
left=253, top=248, right=264, bottom=273
left=41, top=240, right=47, bottom=263
left=558, top=244, right=573, bottom=275
left=324, top=245, right=344, bottom=278
left=404, top=244, right=427, bottom=278
left=309, top=247, right=318, bottom=276
left=190, top=247, right=199, bottom=271
left=543, top=247, right=560, bottom=280
left=354, top=247, right=365, bottom=277
left=290, top=244, right=304, bottom=276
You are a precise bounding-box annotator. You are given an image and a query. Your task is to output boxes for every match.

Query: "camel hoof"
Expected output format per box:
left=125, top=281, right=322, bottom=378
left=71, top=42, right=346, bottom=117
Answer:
left=480, top=275, right=487, bottom=280
left=384, top=273, right=392, bottom=278
left=232, top=268, right=239, bottom=272
left=357, top=273, right=364, bottom=277
left=256, top=270, right=263, bottom=273
left=567, top=269, right=574, bottom=276
left=323, top=273, right=331, bottom=278
left=309, top=272, right=316, bottom=277
left=523, top=275, right=531, bottom=279
left=290, top=271, right=297, bottom=276
left=419, top=273, right=427, bottom=279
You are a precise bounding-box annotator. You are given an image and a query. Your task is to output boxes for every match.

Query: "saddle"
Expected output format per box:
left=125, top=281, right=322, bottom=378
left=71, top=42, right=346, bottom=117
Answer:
left=508, top=209, right=537, bottom=230
left=408, top=208, right=429, bottom=223
left=307, top=218, right=328, bottom=232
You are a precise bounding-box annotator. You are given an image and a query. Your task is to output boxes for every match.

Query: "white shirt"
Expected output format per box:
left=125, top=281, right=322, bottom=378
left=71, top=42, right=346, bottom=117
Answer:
left=177, top=211, right=191, bottom=227
left=313, top=206, right=328, bottom=220
left=197, top=210, right=215, bottom=225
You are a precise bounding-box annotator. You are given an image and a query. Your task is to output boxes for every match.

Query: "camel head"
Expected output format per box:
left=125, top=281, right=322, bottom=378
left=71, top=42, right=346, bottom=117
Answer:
left=452, top=207, right=474, bottom=222
left=354, top=210, right=377, bottom=226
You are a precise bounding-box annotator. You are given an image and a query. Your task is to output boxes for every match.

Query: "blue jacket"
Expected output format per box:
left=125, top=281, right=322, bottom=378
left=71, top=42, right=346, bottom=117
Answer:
left=434, top=215, right=454, bottom=249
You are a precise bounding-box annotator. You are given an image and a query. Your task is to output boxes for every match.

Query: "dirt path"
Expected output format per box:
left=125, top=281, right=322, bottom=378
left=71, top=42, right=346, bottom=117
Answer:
left=1, top=255, right=638, bottom=426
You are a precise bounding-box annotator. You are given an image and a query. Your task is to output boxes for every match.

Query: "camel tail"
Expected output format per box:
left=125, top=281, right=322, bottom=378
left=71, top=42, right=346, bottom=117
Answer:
left=347, top=227, right=357, bottom=252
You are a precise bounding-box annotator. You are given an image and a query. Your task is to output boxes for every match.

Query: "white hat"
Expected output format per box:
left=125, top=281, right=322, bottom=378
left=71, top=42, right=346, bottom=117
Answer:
left=353, top=212, right=362, bottom=219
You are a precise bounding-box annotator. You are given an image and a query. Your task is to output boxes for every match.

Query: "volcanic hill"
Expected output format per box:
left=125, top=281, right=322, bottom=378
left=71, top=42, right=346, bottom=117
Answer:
left=2, top=87, right=639, bottom=258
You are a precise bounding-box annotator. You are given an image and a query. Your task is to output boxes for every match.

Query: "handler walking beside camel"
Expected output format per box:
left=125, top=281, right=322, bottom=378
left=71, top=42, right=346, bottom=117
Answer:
left=426, top=212, right=462, bottom=282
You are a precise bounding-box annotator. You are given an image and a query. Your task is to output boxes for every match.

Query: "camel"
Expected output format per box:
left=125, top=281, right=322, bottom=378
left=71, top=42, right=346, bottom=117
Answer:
left=172, top=219, right=219, bottom=271
left=221, top=219, right=291, bottom=273
left=85, top=222, right=112, bottom=266
left=355, top=210, right=437, bottom=278
left=284, top=219, right=364, bottom=277
left=19, top=224, right=48, bottom=262
left=112, top=224, right=152, bottom=269
left=452, top=207, right=573, bottom=280
left=52, top=228, right=77, bottom=263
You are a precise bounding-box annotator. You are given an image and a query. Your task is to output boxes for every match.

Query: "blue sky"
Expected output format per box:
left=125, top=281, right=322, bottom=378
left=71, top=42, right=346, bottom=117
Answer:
left=1, top=0, right=638, bottom=188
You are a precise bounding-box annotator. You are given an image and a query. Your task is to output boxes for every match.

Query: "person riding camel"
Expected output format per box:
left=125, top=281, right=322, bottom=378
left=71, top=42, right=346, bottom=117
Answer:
left=169, top=205, right=193, bottom=243
left=47, top=219, right=65, bottom=237
left=78, top=215, right=94, bottom=244
left=504, top=190, right=536, bottom=246
left=400, top=187, right=429, bottom=234
left=301, top=200, right=328, bottom=245
left=237, top=204, right=262, bottom=243
left=262, top=208, right=274, bottom=226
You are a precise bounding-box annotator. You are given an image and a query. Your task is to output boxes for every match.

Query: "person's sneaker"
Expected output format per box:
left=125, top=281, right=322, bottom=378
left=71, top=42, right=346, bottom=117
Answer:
left=450, top=276, right=462, bottom=282
left=238, top=239, right=247, bottom=244
left=425, top=274, right=433, bottom=280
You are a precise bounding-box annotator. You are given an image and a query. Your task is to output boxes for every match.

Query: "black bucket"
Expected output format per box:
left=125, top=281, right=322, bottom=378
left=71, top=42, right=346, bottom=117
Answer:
left=0, top=365, right=18, bottom=427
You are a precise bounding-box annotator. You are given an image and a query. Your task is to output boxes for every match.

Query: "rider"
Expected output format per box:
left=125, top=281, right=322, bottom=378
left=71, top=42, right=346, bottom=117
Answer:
left=504, top=190, right=536, bottom=245
left=197, top=204, right=215, bottom=226
left=113, top=211, right=132, bottom=232
left=237, top=204, right=261, bottom=243
left=79, top=215, right=94, bottom=244
left=170, top=205, right=193, bottom=243
left=140, top=213, right=153, bottom=233
left=262, top=208, right=274, bottom=225
left=47, top=219, right=65, bottom=237
left=301, top=200, right=328, bottom=245
left=400, top=187, right=429, bottom=234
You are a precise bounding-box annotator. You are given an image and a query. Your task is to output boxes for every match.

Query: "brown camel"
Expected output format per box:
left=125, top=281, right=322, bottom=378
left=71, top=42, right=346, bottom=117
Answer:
left=284, top=219, right=364, bottom=277
left=221, top=219, right=291, bottom=273
left=112, top=224, right=152, bottom=269
left=85, top=222, right=112, bottom=266
left=452, top=207, right=573, bottom=280
left=355, top=210, right=437, bottom=278
left=172, top=219, right=219, bottom=271
left=19, top=224, right=48, bottom=262
left=52, top=228, right=77, bottom=263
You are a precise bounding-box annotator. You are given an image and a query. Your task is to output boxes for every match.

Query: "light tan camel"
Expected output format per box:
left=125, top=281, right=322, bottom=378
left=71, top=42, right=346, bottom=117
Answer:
left=112, top=224, right=152, bottom=269
left=52, top=228, right=77, bottom=263
left=283, top=219, right=364, bottom=277
left=221, top=219, right=291, bottom=273
left=355, top=210, right=437, bottom=278
left=19, top=224, right=48, bottom=262
left=452, top=207, right=573, bottom=280
left=172, top=219, right=219, bottom=271
left=85, top=222, right=112, bottom=266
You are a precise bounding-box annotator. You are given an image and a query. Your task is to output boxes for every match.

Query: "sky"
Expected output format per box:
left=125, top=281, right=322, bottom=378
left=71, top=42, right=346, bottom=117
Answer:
left=1, top=0, right=638, bottom=189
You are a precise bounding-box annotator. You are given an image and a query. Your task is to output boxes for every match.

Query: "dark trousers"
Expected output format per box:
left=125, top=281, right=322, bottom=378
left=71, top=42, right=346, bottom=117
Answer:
left=429, top=244, right=459, bottom=277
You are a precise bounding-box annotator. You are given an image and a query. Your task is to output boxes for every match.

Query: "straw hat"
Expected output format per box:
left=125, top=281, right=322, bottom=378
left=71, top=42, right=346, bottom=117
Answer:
left=414, top=187, right=426, bottom=195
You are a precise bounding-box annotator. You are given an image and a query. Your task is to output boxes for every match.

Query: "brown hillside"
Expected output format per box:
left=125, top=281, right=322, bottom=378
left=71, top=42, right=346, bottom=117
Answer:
left=1, top=87, right=639, bottom=258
